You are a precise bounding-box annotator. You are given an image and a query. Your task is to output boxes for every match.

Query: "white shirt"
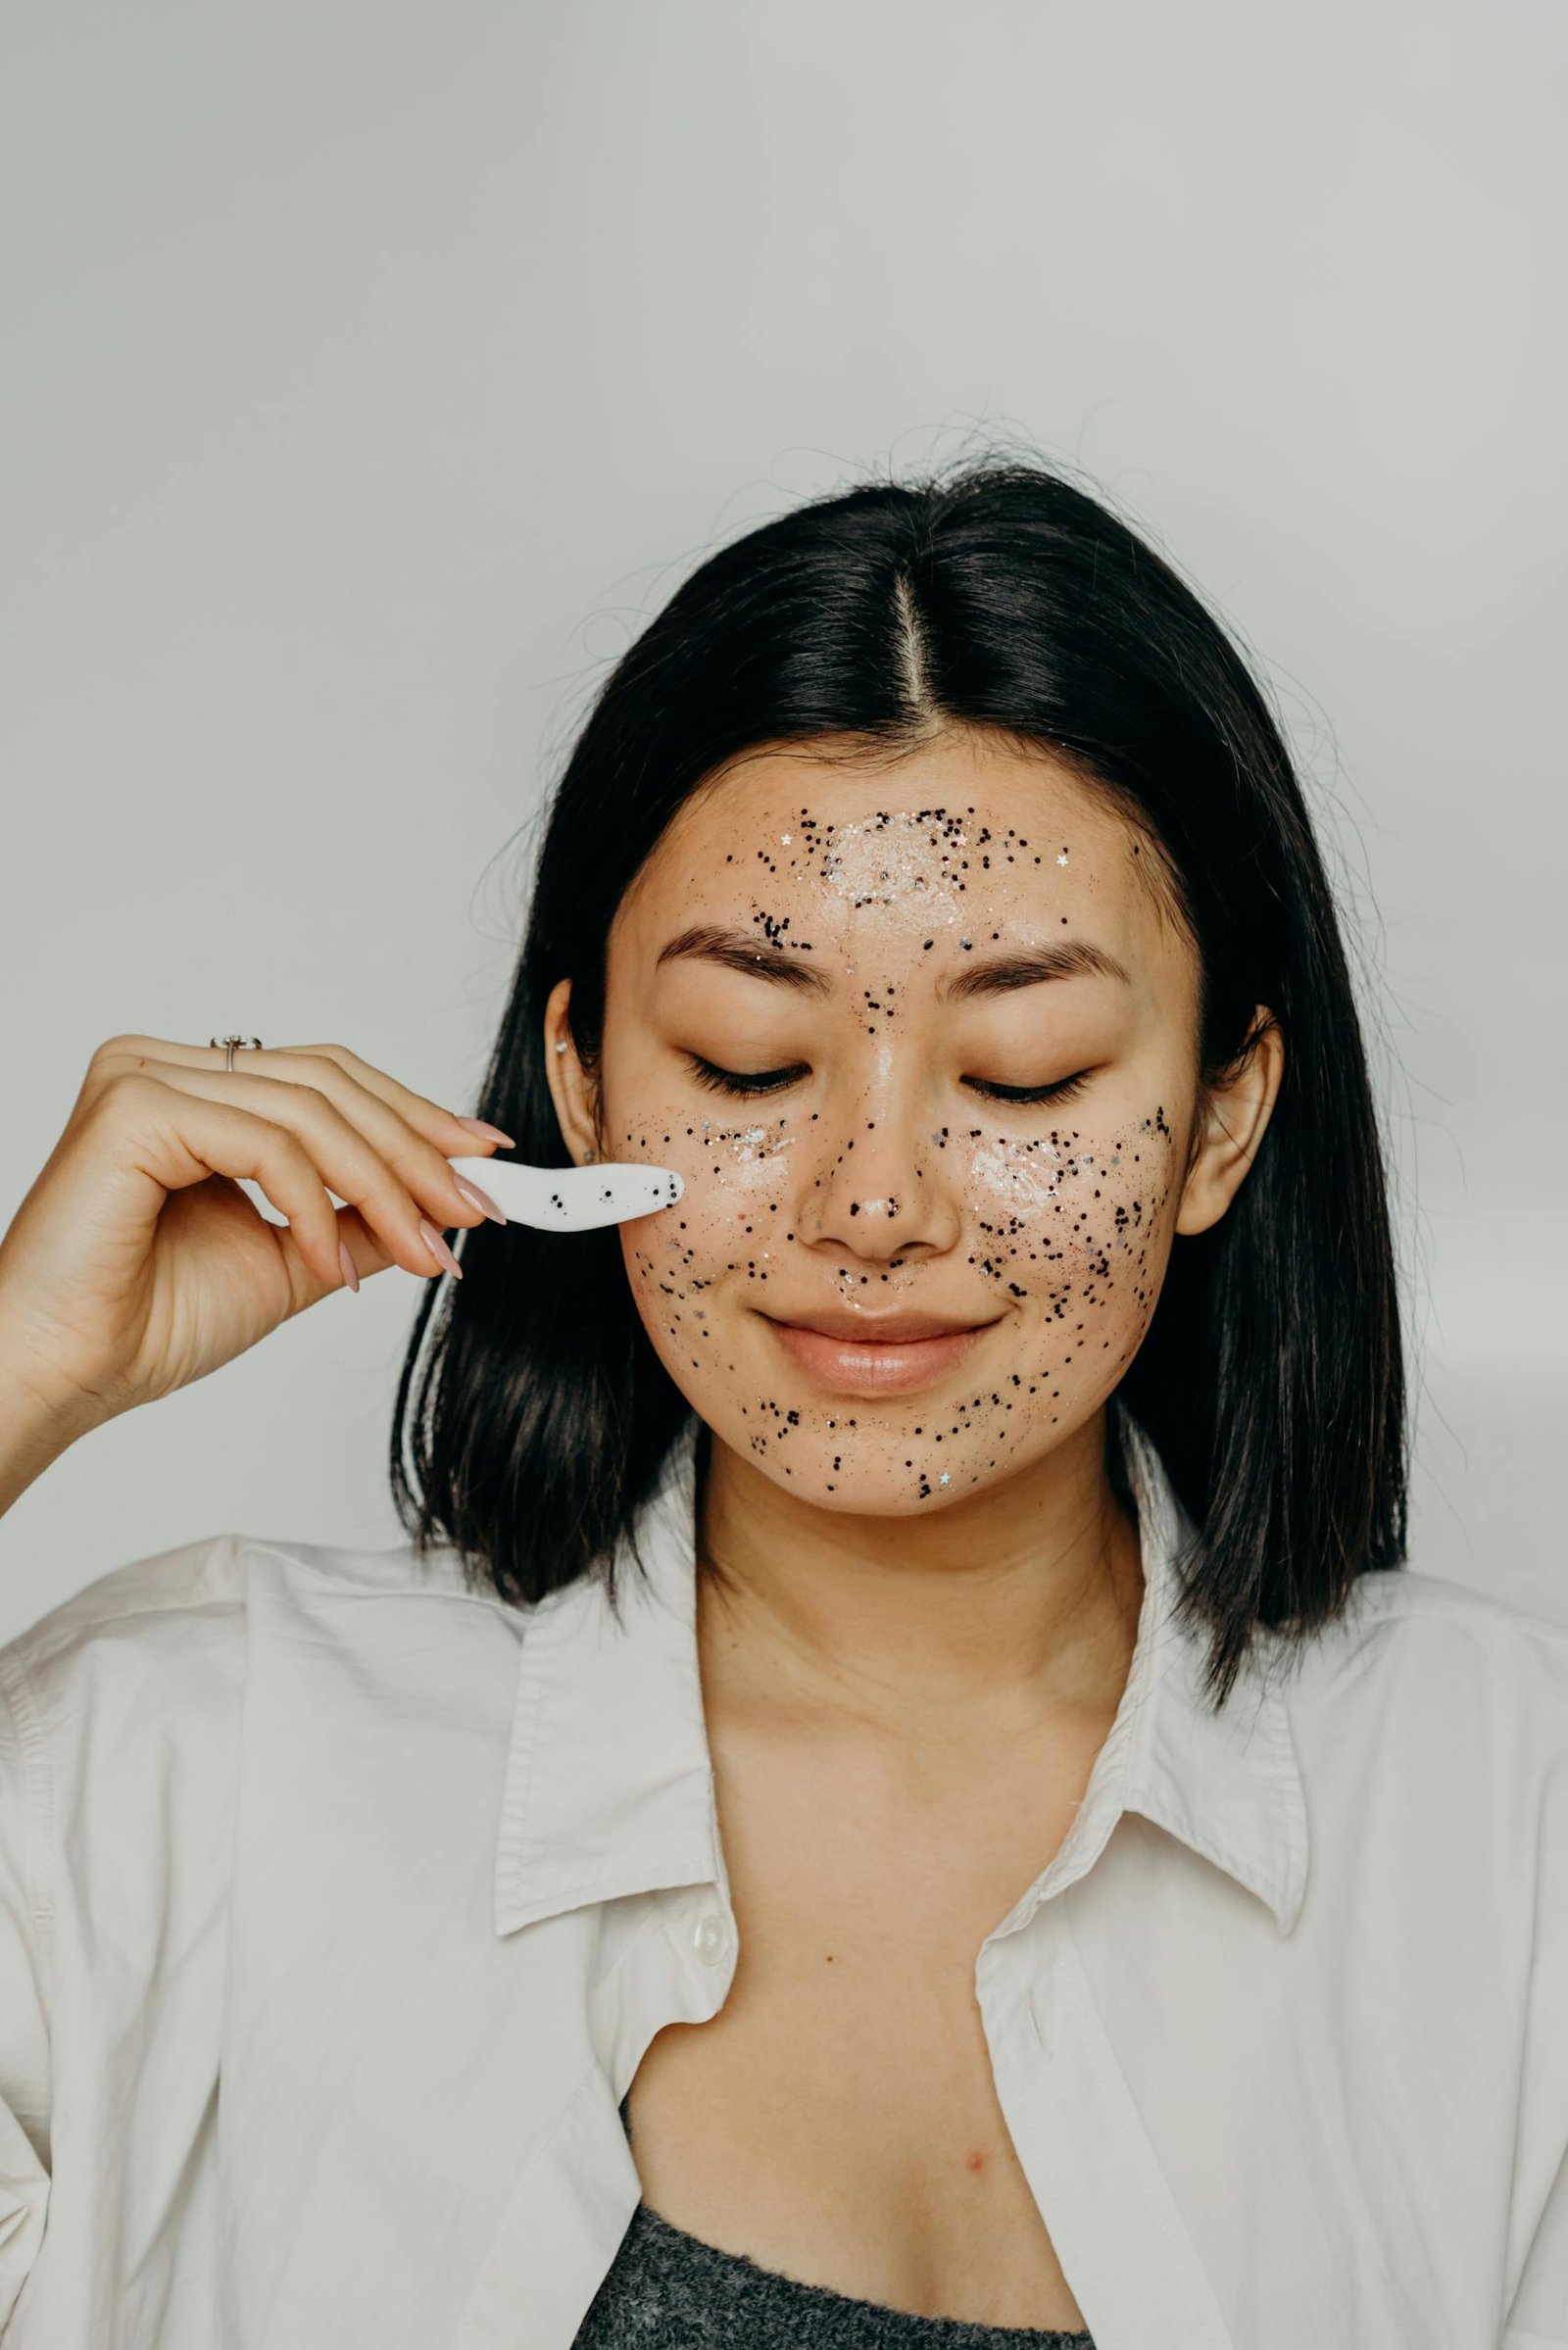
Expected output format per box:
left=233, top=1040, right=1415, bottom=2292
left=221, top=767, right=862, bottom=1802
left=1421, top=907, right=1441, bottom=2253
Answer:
left=1, top=1401, right=1565, bottom=2349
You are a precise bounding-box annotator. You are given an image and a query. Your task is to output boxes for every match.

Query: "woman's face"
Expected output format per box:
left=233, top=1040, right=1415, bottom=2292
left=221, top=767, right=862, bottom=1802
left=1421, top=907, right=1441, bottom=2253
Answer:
left=549, top=727, right=1267, bottom=1517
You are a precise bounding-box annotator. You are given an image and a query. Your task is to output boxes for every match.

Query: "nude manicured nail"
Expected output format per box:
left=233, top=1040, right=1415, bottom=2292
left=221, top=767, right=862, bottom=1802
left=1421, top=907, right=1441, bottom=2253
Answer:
left=337, top=1241, right=360, bottom=1295
left=453, top=1174, right=507, bottom=1225
left=454, top=1116, right=515, bottom=1147
left=418, top=1218, right=465, bottom=1280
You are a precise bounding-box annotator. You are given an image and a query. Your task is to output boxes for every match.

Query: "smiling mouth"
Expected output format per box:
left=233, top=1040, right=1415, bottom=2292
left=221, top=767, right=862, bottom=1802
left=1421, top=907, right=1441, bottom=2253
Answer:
left=760, top=1312, right=1002, bottom=1396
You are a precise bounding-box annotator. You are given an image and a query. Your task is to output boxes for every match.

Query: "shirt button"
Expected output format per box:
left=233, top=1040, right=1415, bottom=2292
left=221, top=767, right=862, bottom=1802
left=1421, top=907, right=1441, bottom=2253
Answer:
left=692, top=1912, right=729, bottom=1965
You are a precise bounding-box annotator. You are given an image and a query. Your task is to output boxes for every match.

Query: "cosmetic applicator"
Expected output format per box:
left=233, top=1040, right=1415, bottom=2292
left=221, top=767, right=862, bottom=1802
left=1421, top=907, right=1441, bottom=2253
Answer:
left=445, top=1155, right=683, bottom=1232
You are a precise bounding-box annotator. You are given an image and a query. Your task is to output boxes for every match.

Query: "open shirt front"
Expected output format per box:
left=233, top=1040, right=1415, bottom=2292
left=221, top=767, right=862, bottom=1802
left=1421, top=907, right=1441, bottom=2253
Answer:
left=0, top=1398, right=1565, bottom=2348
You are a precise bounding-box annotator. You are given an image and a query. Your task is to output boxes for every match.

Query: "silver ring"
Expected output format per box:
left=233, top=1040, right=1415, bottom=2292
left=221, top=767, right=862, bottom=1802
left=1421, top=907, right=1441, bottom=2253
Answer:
left=210, top=1034, right=264, bottom=1074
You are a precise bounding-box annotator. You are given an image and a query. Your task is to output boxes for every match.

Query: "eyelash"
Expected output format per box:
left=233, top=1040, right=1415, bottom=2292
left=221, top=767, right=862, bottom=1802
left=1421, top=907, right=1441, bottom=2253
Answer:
left=685, top=1055, right=1092, bottom=1107
left=967, top=1072, right=1091, bottom=1106
left=688, top=1055, right=808, bottom=1098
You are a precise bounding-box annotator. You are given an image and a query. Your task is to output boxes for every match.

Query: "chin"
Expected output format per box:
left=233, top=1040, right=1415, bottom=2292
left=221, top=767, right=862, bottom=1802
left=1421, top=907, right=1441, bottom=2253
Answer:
left=727, top=1442, right=988, bottom=1515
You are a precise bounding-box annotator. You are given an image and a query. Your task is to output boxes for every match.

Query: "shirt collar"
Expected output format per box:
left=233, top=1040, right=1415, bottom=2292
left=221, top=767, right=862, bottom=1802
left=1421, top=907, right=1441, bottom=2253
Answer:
left=492, top=1400, right=1308, bottom=1941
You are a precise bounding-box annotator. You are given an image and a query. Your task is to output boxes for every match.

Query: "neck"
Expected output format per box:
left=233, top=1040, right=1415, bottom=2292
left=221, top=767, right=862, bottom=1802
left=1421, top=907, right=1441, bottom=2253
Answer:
left=694, top=1406, right=1146, bottom=1750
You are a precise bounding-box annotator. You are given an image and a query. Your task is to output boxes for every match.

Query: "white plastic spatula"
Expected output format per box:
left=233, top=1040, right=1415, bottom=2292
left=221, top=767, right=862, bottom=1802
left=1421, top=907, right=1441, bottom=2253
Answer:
left=446, top=1155, right=684, bottom=1232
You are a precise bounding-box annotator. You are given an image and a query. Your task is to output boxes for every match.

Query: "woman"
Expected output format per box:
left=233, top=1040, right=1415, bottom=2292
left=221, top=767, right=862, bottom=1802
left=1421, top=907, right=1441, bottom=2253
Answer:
left=0, top=461, right=1562, bottom=2350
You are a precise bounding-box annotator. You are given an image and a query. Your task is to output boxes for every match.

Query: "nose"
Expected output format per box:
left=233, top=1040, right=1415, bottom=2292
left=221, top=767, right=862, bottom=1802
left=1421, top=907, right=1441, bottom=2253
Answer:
left=796, top=1088, right=962, bottom=1266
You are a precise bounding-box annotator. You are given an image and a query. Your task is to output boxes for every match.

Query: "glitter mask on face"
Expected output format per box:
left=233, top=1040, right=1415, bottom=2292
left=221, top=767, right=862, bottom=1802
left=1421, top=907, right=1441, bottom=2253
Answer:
left=580, top=746, right=1199, bottom=1517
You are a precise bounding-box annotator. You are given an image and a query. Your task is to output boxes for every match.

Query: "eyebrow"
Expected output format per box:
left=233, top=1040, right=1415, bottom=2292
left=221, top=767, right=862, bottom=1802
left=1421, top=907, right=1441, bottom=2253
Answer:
left=940, top=940, right=1133, bottom=1000
left=653, top=926, right=1131, bottom=999
left=654, top=926, right=832, bottom=994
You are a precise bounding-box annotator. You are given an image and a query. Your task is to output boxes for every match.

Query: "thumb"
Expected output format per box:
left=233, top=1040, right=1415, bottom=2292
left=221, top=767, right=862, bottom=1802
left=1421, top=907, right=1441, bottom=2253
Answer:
left=278, top=1202, right=397, bottom=1313
left=329, top=1204, right=397, bottom=1297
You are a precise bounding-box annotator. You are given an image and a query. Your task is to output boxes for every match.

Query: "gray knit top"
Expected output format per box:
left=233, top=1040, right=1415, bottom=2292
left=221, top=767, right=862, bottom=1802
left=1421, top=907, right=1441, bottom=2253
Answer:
left=569, top=2096, right=1097, bottom=2348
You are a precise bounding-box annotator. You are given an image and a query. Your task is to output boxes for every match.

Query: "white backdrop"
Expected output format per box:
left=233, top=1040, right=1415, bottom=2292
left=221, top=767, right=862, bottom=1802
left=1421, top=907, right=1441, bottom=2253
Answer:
left=3, top=0, right=1564, bottom=1647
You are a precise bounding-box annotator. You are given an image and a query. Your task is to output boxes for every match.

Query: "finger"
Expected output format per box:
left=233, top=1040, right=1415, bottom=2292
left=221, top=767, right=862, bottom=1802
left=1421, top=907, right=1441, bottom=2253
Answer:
left=330, top=1204, right=395, bottom=1292
left=87, top=1038, right=509, bottom=1236
left=286, top=1042, right=515, bottom=1153
left=244, top=1048, right=511, bottom=1225
left=90, top=1075, right=351, bottom=1291
left=116, top=1061, right=469, bottom=1278
left=84, top=1036, right=514, bottom=1158
left=268, top=1203, right=395, bottom=1314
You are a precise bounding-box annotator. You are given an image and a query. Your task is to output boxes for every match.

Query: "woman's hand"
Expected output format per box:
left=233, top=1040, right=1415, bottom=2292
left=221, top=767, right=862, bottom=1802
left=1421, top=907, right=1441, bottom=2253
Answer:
left=0, top=1035, right=510, bottom=1461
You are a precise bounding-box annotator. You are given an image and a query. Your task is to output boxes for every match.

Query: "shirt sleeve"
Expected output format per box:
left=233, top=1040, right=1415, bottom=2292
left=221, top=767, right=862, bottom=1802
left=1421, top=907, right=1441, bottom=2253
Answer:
left=0, top=1654, right=53, bottom=2332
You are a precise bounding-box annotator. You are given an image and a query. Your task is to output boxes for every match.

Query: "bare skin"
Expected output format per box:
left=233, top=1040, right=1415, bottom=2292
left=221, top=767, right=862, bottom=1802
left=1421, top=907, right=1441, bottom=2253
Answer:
left=546, top=724, right=1284, bottom=2326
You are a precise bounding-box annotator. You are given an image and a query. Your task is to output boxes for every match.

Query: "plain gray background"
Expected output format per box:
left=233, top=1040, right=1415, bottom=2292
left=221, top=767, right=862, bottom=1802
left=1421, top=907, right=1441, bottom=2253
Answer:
left=2, top=1, right=1564, bottom=1649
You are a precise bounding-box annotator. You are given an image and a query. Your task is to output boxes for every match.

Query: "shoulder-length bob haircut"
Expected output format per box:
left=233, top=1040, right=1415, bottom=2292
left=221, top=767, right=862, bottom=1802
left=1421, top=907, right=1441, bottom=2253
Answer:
left=392, top=456, right=1407, bottom=1713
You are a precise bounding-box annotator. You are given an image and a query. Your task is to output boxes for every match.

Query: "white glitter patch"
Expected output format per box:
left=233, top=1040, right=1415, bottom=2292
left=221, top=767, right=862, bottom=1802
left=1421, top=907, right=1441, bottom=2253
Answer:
left=969, top=1137, right=1068, bottom=1210
left=820, top=812, right=965, bottom=907
left=729, top=1125, right=794, bottom=1164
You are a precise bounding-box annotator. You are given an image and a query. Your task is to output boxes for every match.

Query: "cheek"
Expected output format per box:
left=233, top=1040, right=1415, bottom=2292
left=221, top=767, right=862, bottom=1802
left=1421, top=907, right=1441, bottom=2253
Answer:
left=611, top=1105, right=799, bottom=1359
left=603, top=1094, right=1186, bottom=1512
left=957, top=1108, right=1179, bottom=1327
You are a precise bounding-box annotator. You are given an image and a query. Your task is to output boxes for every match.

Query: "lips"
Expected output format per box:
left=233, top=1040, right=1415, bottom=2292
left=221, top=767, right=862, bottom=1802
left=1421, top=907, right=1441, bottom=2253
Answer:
left=761, top=1308, right=1000, bottom=1396
left=770, top=1306, right=984, bottom=1343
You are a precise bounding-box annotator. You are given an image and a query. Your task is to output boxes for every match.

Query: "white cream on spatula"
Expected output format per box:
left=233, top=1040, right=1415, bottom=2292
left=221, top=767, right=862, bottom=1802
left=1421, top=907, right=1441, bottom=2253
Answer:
left=446, top=1155, right=683, bottom=1232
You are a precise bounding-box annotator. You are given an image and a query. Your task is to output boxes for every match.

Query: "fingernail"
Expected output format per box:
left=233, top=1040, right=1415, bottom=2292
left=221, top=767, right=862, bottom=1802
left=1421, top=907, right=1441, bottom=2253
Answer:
left=337, top=1240, right=360, bottom=1295
left=453, top=1174, right=507, bottom=1225
left=418, top=1218, right=465, bottom=1280
left=454, top=1116, right=515, bottom=1147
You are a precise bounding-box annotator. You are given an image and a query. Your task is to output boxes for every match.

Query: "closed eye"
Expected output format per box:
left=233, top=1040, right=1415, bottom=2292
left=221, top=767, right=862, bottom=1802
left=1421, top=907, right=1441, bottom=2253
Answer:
left=686, top=1056, right=1094, bottom=1105
left=687, top=1053, right=809, bottom=1098
left=962, top=1071, right=1092, bottom=1105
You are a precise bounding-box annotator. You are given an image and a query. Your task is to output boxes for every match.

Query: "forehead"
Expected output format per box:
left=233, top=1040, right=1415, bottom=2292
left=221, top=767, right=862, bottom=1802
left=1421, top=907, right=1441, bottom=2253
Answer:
left=616, top=730, right=1168, bottom=965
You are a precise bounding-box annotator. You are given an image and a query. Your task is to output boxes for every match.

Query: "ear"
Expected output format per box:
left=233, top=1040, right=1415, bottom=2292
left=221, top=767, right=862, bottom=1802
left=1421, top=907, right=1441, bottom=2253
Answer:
left=542, top=977, right=602, bottom=1167
left=1175, top=1008, right=1286, bottom=1238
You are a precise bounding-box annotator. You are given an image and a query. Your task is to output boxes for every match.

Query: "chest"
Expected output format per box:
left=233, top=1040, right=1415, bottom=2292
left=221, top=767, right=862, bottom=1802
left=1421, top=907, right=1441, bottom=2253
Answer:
left=621, top=1730, right=1100, bottom=2331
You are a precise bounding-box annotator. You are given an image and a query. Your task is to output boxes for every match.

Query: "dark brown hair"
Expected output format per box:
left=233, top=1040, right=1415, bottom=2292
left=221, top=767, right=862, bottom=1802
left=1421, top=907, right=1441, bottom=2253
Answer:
left=391, top=456, right=1407, bottom=1712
